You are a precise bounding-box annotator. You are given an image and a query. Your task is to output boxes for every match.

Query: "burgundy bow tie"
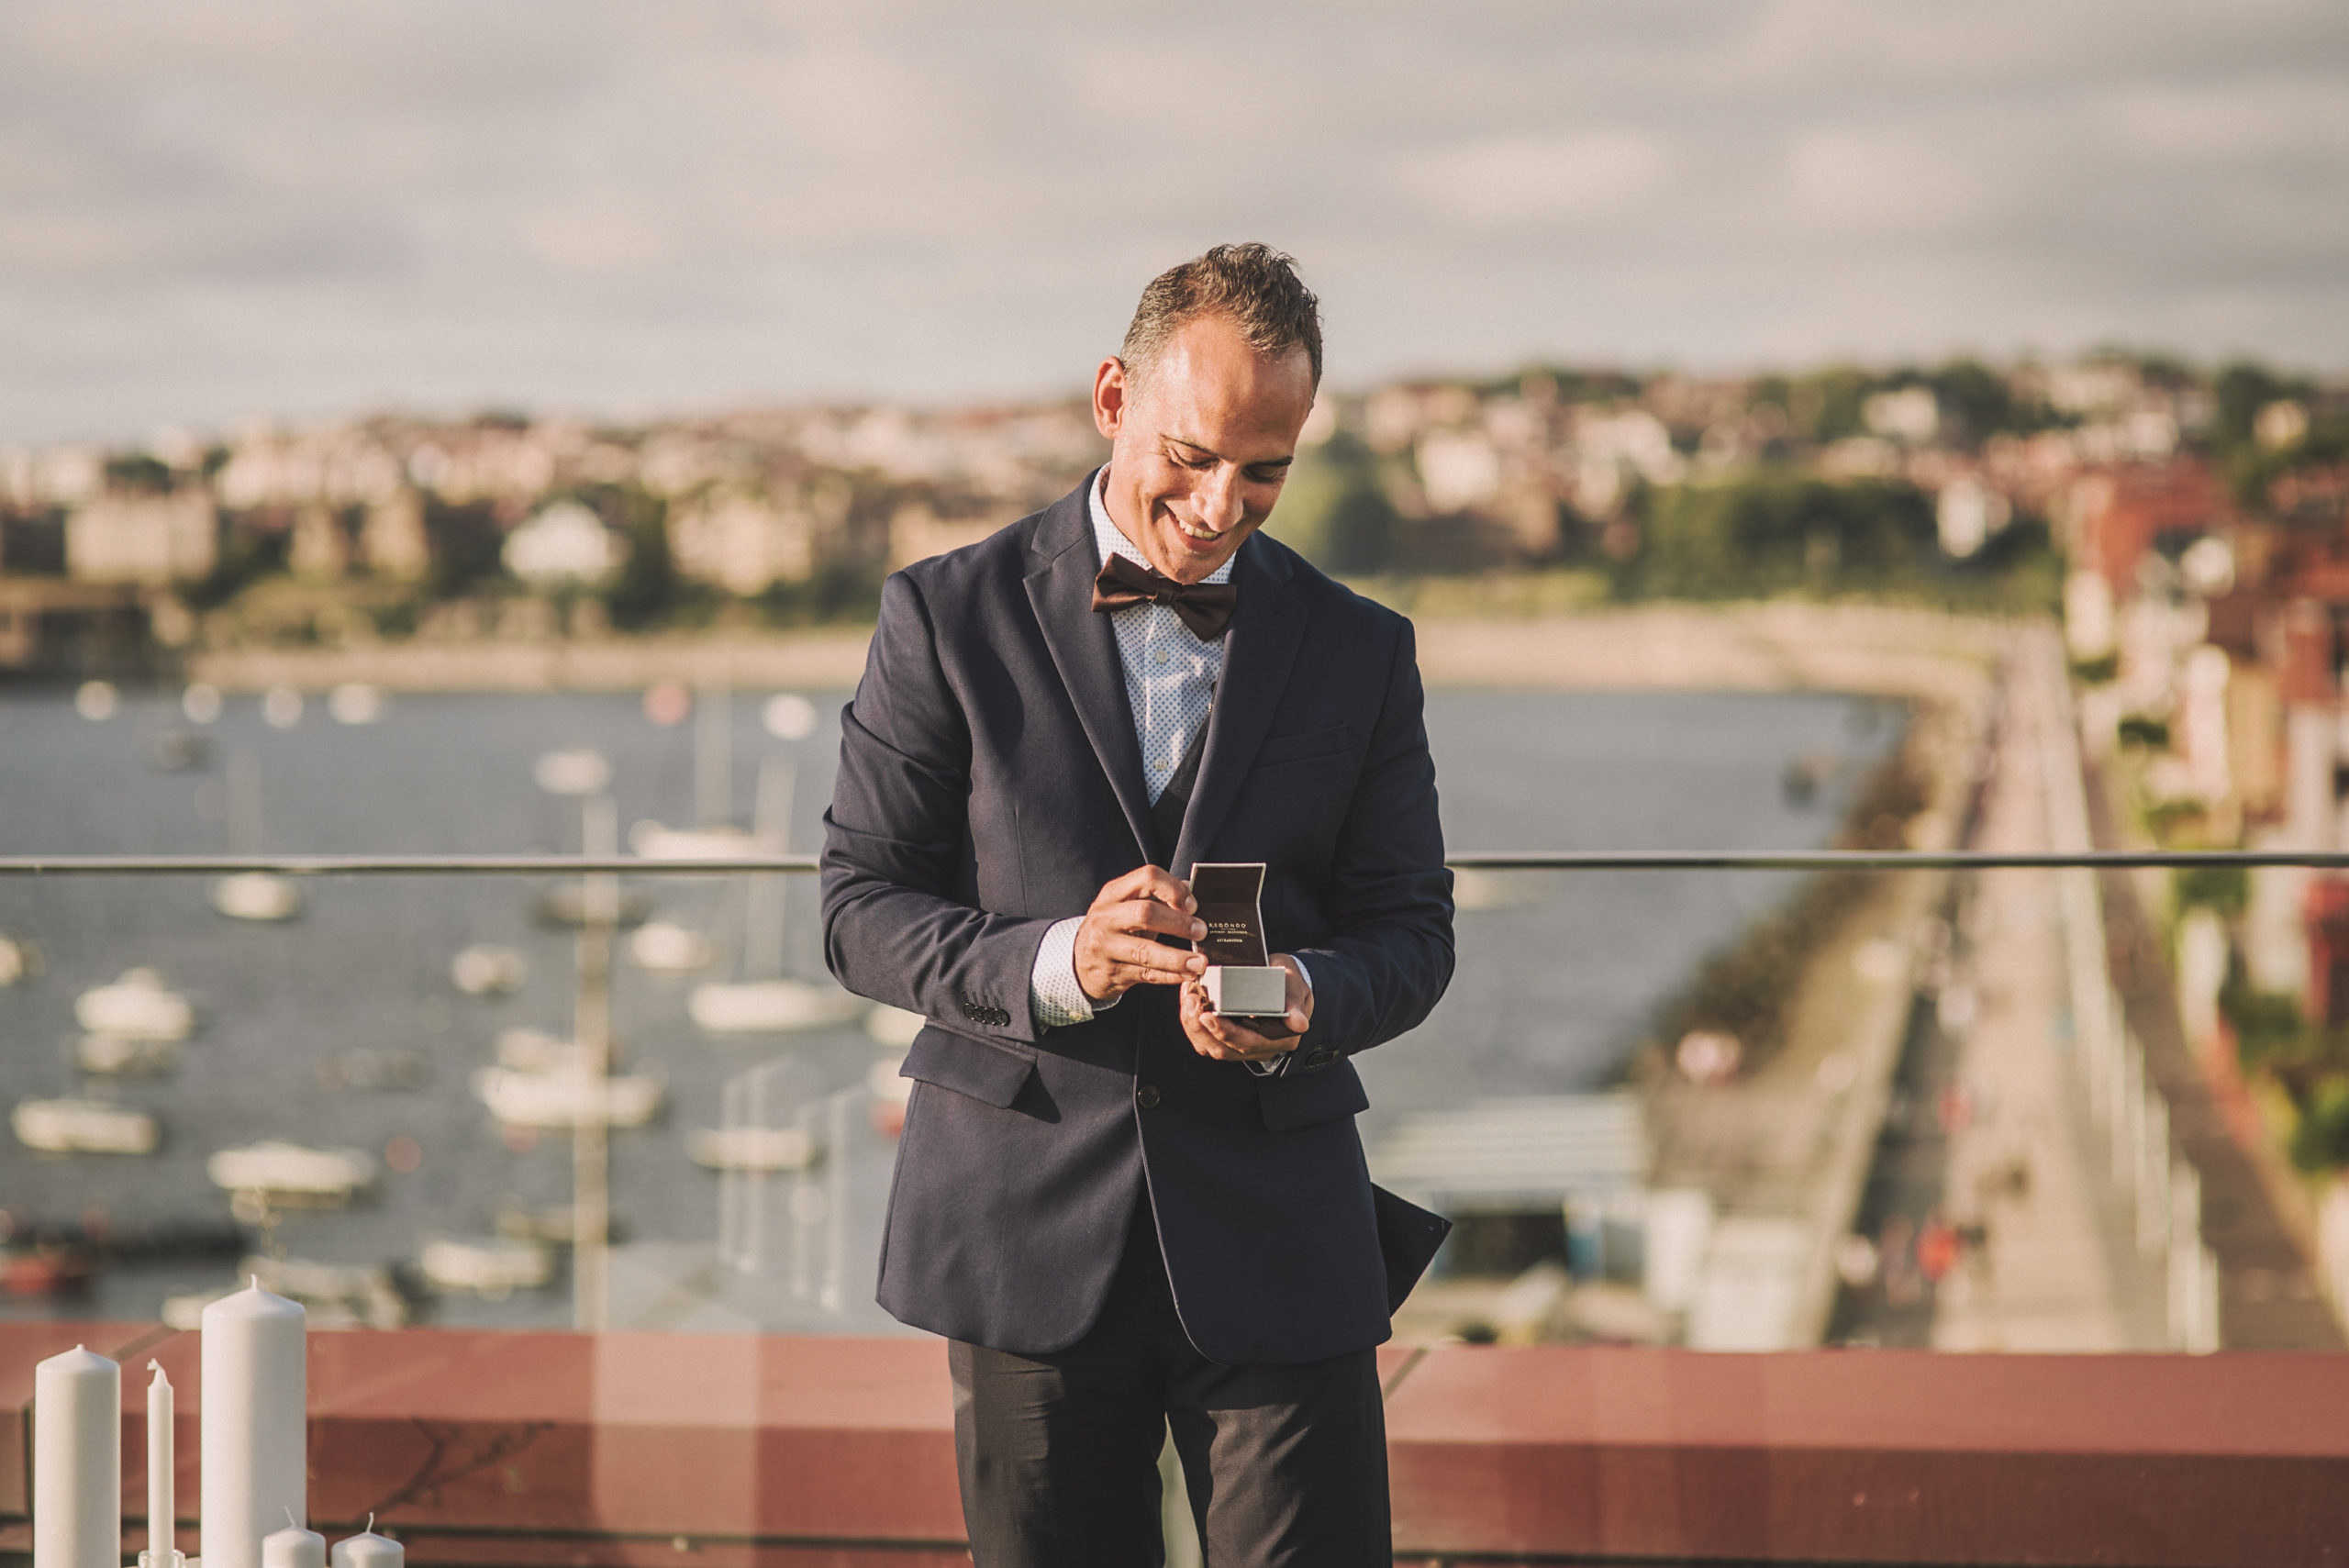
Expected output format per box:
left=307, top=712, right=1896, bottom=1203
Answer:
left=1090, top=552, right=1239, bottom=639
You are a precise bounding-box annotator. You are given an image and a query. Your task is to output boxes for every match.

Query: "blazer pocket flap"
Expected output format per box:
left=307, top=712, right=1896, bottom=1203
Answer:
left=900, top=1027, right=1037, bottom=1108
left=1252, top=723, right=1350, bottom=769
left=1374, top=1184, right=1453, bottom=1311
left=1256, top=1056, right=1369, bottom=1131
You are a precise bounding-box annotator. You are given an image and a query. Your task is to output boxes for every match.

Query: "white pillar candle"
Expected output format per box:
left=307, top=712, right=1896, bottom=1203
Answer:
left=262, top=1522, right=326, bottom=1568
left=145, top=1361, right=175, bottom=1568
left=329, top=1526, right=402, bottom=1568
left=202, top=1279, right=309, bottom=1568
left=33, top=1344, right=120, bottom=1568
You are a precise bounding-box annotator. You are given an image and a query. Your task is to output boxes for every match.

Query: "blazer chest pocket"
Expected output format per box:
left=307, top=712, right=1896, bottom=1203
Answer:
left=1251, top=723, right=1349, bottom=771
left=901, top=1027, right=1038, bottom=1108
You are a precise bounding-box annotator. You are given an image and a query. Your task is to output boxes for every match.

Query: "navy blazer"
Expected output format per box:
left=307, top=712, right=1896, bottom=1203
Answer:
left=819, top=474, right=1454, bottom=1365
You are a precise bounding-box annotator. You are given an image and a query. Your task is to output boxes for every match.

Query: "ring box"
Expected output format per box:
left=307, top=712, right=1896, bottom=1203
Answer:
left=1189, top=862, right=1287, bottom=1019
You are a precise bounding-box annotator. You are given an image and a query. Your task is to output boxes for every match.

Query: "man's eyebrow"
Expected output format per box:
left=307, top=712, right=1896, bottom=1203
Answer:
left=1164, top=434, right=1293, bottom=469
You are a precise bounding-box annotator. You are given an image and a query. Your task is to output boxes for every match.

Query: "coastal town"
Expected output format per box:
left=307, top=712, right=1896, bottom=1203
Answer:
left=9, top=351, right=2349, bottom=1361
left=4, top=353, right=2340, bottom=664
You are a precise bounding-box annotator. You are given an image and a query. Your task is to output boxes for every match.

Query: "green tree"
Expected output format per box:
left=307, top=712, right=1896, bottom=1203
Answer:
left=1631, top=476, right=1936, bottom=597
left=1267, top=432, right=1398, bottom=575
left=1926, top=359, right=2018, bottom=450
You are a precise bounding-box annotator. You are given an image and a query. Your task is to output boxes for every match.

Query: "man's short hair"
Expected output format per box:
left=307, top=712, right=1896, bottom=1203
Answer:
left=1120, top=242, right=1322, bottom=392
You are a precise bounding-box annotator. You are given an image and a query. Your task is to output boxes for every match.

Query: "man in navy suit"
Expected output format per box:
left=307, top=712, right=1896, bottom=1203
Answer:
left=821, top=244, right=1453, bottom=1566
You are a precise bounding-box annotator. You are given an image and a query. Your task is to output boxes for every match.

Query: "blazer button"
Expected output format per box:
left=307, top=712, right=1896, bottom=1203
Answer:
left=1304, top=1048, right=1337, bottom=1070
left=1135, top=1084, right=1162, bottom=1109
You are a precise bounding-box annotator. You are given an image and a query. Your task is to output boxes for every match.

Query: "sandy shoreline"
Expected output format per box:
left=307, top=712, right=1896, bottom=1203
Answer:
left=185, top=601, right=2018, bottom=701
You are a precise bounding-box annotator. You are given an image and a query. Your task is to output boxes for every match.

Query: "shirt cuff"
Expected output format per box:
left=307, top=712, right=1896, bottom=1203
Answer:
left=1243, top=956, right=1313, bottom=1076
left=1030, top=916, right=1110, bottom=1029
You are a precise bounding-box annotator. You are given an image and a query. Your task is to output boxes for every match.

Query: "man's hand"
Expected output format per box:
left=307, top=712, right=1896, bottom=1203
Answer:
left=1073, top=865, right=1207, bottom=1004
left=1180, top=953, right=1312, bottom=1065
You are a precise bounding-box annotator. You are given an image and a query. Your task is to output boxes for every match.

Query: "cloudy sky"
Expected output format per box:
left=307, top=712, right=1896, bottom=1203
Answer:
left=4, top=0, right=2345, bottom=444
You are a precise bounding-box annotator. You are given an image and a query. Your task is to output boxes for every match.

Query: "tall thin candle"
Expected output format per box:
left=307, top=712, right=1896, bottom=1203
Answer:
left=202, top=1278, right=308, bottom=1568
left=146, top=1361, right=176, bottom=1568
left=33, top=1344, right=119, bottom=1568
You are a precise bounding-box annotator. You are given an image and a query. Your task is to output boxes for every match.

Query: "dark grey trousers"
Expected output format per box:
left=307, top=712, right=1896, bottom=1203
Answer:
left=949, top=1202, right=1391, bottom=1568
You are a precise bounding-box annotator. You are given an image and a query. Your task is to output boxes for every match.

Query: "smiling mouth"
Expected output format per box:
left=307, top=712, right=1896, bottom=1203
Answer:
left=1163, top=511, right=1223, bottom=544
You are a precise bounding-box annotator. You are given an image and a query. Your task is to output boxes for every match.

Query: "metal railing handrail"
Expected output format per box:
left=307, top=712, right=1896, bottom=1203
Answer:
left=0, top=848, right=2336, bottom=875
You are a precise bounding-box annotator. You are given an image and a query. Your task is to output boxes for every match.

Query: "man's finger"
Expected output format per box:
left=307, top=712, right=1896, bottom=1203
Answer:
left=1108, top=936, right=1206, bottom=977
left=1106, top=899, right=1205, bottom=941
left=1095, top=864, right=1195, bottom=914
left=1199, top=1007, right=1297, bottom=1055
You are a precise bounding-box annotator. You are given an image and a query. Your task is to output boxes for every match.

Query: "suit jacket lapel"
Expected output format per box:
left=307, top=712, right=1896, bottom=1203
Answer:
left=1172, top=536, right=1308, bottom=876
left=1025, top=484, right=1157, bottom=862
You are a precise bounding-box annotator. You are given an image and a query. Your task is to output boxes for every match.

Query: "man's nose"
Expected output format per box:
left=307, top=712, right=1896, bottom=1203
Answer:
left=1196, top=466, right=1244, bottom=533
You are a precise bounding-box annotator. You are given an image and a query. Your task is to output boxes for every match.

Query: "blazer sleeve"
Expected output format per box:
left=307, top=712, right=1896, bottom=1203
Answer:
left=1287, top=616, right=1455, bottom=1057
left=819, top=569, right=1057, bottom=1044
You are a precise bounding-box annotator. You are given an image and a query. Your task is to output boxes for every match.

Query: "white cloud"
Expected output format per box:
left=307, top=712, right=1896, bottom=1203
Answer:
left=1782, top=127, right=2016, bottom=241
left=0, top=0, right=2344, bottom=441
left=2092, top=78, right=2349, bottom=162
left=1395, top=130, right=1680, bottom=230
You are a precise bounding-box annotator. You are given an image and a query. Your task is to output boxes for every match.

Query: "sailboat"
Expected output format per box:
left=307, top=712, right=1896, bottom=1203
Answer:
left=12, top=1097, right=160, bottom=1156
left=628, top=918, right=712, bottom=973
left=451, top=943, right=528, bottom=996
left=470, top=1062, right=667, bottom=1128
left=471, top=1026, right=668, bottom=1128
left=206, top=1140, right=377, bottom=1205
left=208, top=753, right=302, bottom=921
left=74, top=968, right=194, bottom=1040
left=630, top=684, right=766, bottom=861
left=417, top=1235, right=554, bottom=1296
left=687, top=756, right=862, bottom=1035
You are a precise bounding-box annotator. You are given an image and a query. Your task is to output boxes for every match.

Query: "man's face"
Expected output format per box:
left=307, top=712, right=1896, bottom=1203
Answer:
left=1092, top=313, right=1316, bottom=585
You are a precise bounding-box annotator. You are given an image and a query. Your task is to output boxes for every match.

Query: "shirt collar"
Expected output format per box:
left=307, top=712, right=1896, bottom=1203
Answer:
left=1089, top=465, right=1237, bottom=585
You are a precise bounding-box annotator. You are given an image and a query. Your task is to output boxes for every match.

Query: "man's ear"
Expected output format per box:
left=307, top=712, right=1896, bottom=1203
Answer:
left=1092, top=356, right=1130, bottom=441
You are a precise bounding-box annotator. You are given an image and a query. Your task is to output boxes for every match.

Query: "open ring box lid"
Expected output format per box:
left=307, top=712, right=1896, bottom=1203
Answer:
left=1190, top=862, right=1288, bottom=1019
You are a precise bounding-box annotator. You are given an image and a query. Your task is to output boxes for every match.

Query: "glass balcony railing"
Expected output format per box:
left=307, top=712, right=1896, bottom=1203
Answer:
left=4, top=676, right=2347, bottom=1565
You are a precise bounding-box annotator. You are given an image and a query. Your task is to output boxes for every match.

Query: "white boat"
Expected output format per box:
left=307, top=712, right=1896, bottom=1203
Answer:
left=74, top=1034, right=180, bottom=1077
left=495, top=1026, right=589, bottom=1073
left=206, top=1140, right=378, bottom=1204
left=74, top=969, right=194, bottom=1041
left=686, top=1124, right=819, bottom=1173
left=628, top=822, right=764, bottom=862
left=1452, top=868, right=1558, bottom=913
left=166, top=1255, right=409, bottom=1330
left=629, top=920, right=712, bottom=973
left=864, top=1005, right=925, bottom=1048
left=12, top=1097, right=159, bottom=1155
left=631, top=680, right=766, bottom=862
left=689, top=978, right=864, bottom=1035
left=532, top=883, right=651, bottom=929
left=451, top=943, right=529, bottom=995
left=327, top=683, right=387, bottom=725
left=418, top=1236, right=553, bottom=1296
left=471, top=1064, right=666, bottom=1129
left=532, top=747, right=609, bottom=795
left=210, top=872, right=303, bottom=922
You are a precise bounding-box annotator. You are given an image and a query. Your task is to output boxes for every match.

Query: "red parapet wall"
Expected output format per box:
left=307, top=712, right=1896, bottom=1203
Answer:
left=4, top=1324, right=2348, bottom=1566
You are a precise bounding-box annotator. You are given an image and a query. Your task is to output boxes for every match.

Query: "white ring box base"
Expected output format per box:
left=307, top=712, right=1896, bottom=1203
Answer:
left=1203, top=964, right=1288, bottom=1018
